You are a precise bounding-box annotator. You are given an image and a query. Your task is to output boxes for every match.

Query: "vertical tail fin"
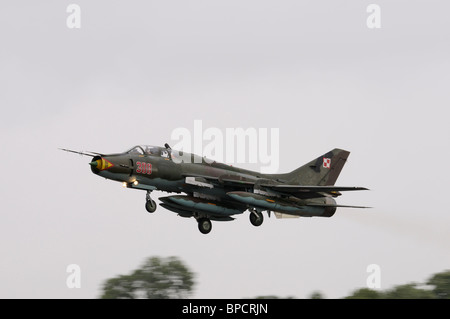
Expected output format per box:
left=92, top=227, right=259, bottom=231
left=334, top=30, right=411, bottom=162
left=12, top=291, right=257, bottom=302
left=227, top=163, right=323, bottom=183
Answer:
left=285, top=149, right=350, bottom=186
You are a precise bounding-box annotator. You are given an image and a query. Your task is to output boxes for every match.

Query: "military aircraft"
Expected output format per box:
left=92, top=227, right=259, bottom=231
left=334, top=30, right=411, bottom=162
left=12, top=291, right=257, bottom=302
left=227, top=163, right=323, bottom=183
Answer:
left=61, top=145, right=368, bottom=234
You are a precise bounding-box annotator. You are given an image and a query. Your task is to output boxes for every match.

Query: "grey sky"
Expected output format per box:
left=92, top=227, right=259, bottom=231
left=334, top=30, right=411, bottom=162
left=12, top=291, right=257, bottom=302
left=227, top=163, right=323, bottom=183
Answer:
left=0, top=1, right=449, bottom=298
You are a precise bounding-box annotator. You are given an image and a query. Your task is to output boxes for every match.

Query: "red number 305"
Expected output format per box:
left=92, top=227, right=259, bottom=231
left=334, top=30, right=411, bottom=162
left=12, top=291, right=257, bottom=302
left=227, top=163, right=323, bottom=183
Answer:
left=136, top=161, right=152, bottom=175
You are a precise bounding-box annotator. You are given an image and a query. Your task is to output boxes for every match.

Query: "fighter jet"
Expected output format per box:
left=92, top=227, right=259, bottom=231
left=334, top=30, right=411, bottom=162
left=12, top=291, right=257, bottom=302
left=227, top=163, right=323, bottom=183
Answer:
left=61, top=145, right=368, bottom=234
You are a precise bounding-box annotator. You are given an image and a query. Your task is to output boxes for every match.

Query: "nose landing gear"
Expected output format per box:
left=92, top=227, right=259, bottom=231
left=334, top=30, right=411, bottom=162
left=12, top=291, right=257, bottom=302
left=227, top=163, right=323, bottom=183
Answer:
left=145, top=190, right=157, bottom=213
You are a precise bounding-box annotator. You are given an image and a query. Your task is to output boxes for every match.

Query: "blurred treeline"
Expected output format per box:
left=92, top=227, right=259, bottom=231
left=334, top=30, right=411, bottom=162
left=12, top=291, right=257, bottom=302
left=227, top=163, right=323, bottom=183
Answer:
left=99, top=256, right=450, bottom=299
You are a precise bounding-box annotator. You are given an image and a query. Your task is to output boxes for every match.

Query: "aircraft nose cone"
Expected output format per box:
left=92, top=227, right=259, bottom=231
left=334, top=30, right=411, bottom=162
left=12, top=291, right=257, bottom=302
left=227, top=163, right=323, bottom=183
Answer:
left=89, top=158, right=114, bottom=171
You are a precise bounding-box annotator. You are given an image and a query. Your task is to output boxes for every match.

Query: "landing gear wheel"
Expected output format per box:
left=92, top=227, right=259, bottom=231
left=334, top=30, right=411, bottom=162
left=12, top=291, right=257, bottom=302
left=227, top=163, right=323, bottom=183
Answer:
left=198, top=218, right=212, bottom=234
left=145, top=190, right=157, bottom=213
left=145, top=199, right=157, bottom=213
left=250, top=211, right=264, bottom=227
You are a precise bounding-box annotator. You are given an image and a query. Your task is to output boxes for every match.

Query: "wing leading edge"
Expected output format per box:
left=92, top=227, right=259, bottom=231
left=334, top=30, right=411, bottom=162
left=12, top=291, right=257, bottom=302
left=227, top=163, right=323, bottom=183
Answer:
left=262, top=185, right=369, bottom=198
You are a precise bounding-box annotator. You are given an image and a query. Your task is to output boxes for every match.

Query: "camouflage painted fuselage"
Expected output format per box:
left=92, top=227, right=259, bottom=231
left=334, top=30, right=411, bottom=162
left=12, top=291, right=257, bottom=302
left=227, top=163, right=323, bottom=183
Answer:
left=88, top=145, right=367, bottom=224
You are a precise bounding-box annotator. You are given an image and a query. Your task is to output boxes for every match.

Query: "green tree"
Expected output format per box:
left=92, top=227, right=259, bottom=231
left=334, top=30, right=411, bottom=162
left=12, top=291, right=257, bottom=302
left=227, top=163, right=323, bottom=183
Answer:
left=253, top=295, right=296, bottom=299
left=309, top=291, right=325, bottom=299
left=100, top=256, right=195, bottom=299
left=345, top=288, right=383, bottom=299
left=383, top=283, right=434, bottom=299
left=254, top=295, right=282, bottom=299
left=427, top=270, right=450, bottom=299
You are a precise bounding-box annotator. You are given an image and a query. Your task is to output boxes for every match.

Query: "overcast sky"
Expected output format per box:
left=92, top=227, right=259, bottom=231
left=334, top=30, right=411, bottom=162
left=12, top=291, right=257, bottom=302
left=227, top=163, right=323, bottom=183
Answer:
left=1, top=1, right=449, bottom=298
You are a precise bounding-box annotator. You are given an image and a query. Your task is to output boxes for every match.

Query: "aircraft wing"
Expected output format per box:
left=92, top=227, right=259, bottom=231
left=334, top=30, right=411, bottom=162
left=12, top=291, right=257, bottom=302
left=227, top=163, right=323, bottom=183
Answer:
left=182, top=174, right=368, bottom=199
left=182, top=174, right=256, bottom=188
left=264, top=185, right=368, bottom=192
left=260, top=185, right=369, bottom=199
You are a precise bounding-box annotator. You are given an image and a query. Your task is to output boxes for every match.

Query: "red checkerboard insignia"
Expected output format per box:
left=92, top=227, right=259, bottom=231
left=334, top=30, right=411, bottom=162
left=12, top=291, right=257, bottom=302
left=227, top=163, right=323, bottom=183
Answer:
left=323, top=157, right=331, bottom=169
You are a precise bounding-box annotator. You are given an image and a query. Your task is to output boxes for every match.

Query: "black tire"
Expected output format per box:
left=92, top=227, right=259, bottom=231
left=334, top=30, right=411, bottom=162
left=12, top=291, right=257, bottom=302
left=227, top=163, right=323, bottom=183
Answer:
left=249, top=211, right=264, bottom=227
left=198, top=218, right=212, bottom=234
left=145, top=200, right=157, bottom=213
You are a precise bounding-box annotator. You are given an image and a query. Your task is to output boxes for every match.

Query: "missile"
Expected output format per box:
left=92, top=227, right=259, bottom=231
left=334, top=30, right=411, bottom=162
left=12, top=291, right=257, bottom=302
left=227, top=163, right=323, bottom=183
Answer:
left=159, top=195, right=246, bottom=216
left=160, top=202, right=235, bottom=221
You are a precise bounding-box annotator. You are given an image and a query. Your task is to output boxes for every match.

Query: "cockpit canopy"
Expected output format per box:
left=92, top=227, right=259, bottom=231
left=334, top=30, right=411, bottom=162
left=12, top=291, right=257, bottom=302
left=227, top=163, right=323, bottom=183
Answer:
left=125, top=145, right=217, bottom=164
left=126, top=145, right=170, bottom=158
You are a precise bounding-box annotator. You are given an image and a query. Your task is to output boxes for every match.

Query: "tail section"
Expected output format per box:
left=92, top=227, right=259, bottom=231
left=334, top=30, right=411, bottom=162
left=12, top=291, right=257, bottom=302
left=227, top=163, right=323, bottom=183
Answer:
left=284, top=148, right=350, bottom=186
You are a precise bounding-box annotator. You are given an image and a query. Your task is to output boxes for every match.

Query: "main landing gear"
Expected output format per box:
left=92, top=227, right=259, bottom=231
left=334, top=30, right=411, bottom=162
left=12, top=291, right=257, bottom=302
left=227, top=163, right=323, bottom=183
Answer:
left=197, top=218, right=212, bottom=234
left=145, top=190, right=157, bottom=213
left=249, top=208, right=264, bottom=227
